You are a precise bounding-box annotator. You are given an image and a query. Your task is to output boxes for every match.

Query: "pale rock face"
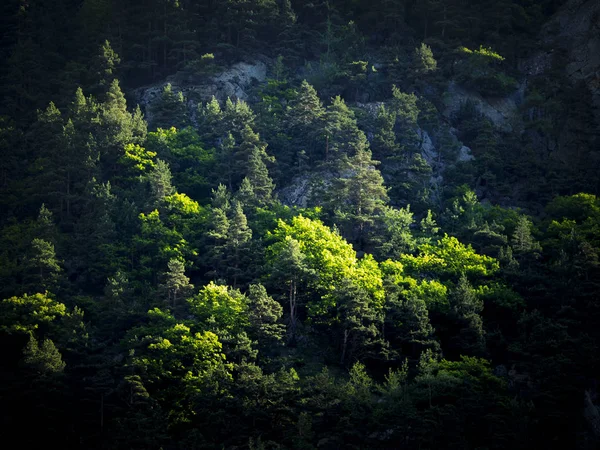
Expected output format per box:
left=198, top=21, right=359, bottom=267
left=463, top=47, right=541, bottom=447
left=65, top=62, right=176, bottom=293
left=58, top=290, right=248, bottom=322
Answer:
left=526, top=0, right=600, bottom=107
left=279, top=177, right=311, bottom=208
left=133, top=61, right=268, bottom=125
left=443, top=81, right=522, bottom=132
left=457, top=145, right=474, bottom=162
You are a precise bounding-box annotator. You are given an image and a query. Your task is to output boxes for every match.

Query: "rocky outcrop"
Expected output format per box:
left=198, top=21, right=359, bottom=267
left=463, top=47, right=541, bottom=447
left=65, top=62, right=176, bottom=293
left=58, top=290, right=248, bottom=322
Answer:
left=443, top=81, right=524, bottom=132
left=278, top=176, right=312, bottom=208
left=132, top=60, right=268, bottom=123
left=528, top=0, right=600, bottom=107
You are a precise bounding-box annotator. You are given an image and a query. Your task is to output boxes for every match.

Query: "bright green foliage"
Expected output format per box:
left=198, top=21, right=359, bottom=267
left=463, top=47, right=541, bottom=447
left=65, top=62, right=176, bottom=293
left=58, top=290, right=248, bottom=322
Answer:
left=377, top=205, right=417, bottom=258
left=400, top=234, right=499, bottom=281
left=134, top=210, right=191, bottom=281
left=120, top=143, right=157, bottom=173
left=146, top=126, right=215, bottom=201
left=0, top=293, right=66, bottom=334
left=268, top=215, right=384, bottom=330
left=269, top=215, right=357, bottom=301
left=413, top=43, right=437, bottom=74
left=127, top=308, right=231, bottom=426
left=188, top=282, right=248, bottom=333
left=22, top=335, right=66, bottom=375
left=164, top=192, right=201, bottom=216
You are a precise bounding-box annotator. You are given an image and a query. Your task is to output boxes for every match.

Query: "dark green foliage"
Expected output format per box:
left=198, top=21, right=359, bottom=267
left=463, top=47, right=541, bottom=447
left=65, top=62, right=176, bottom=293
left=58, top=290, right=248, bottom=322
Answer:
left=0, top=1, right=599, bottom=448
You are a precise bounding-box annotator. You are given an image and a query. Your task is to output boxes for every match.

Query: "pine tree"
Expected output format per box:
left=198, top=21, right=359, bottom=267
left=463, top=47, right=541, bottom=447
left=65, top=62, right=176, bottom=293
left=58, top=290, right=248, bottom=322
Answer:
left=326, top=148, right=389, bottom=246
left=447, top=275, right=486, bottom=356
left=160, top=258, right=194, bottom=310
left=247, top=284, right=285, bottom=350
left=225, top=200, right=252, bottom=288
left=22, top=336, right=66, bottom=375
left=268, top=236, right=313, bottom=342
left=147, top=159, right=175, bottom=208
left=323, top=96, right=368, bottom=161
left=235, top=125, right=275, bottom=203
left=372, top=104, right=398, bottom=160
left=89, top=40, right=121, bottom=98
left=25, top=238, right=61, bottom=293
left=413, top=43, right=437, bottom=75
left=285, top=80, right=325, bottom=165
left=149, top=83, right=189, bottom=130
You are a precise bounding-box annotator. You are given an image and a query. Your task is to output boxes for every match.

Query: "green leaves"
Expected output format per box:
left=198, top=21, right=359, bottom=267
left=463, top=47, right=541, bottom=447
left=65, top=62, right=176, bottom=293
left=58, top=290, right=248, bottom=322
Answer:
left=0, top=292, right=66, bottom=335
left=400, top=234, right=499, bottom=281
left=188, top=282, right=249, bottom=333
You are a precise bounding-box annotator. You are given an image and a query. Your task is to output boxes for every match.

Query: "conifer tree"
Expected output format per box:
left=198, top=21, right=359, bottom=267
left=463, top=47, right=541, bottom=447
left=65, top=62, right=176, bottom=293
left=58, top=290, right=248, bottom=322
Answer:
left=323, top=96, right=368, bottom=161
left=25, top=238, right=61, bottom=293
left=225, top=200, right=252, bottom=288
left=160, top=258, right=194, bottom=310
left=149, top=83, right=189, bottom=130
left=285, top=80, right=325, bottom=164
left=147, top=159, right=175, bottom=208
left=89, top=40, right=120, bottom=98
left=22, top=336, right=66, bottom=375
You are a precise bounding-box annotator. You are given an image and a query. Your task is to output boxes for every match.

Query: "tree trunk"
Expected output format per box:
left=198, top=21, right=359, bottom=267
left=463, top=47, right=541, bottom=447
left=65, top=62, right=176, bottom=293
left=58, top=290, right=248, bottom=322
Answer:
left=340, top=328, right=349, bottom=365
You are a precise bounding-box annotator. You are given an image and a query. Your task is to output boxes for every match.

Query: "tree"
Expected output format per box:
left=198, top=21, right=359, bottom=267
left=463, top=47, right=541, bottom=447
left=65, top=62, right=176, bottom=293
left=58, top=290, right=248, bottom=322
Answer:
left=22, top=335, right=66, bottom=375
left=447, top=275, right=486, bottom=357
left=390, top=86, right=419, bottom=154
left=372, top=104, right=398, bottom=160
left=25, top=238, right=61, bottom=293
left=377, top=206, right=417, bottom=259
left=126, top=308, right=231, bottom=428
left=268, top=235, right=314, bottom=342
left=149, top=83, right=189, bottom=130
left=413, top=43, right=437, bottom=75
left=147, top=159, right=175, bottom=208
left=247, top=284, right=285, bottom=350
left=0, top=292, right=66, bottom=335
left=188, top=282, right=248, bottom=334
left=385, top=288, right=439, bottom=361
left=225, top=200, right=253, bottom=288
left=206, top=185, right=232, bottom=280
left=238, top=126, right=275, bottom=207
left=286, top=80, right=325, bottom=164
left=325, top=148, right=389, bottom=246
left=337, top=276, right=385, bottom=364
left=323, top=96, right=368, bottom=161
left=511, top=216, right=542, bottom=267
left=160, top=258, right=193, bottom=310
left=89, top=40, right=120, bottom=98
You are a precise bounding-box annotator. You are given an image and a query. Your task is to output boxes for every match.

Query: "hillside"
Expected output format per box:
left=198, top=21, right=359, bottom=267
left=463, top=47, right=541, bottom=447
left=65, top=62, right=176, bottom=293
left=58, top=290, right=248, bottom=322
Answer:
left=0, top=1, right=599, bottom=448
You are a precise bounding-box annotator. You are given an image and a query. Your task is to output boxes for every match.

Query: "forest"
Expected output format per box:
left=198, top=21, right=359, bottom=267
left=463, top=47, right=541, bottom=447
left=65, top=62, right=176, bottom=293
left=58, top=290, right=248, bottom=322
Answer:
left=1, top=0, right=600, bottom=448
